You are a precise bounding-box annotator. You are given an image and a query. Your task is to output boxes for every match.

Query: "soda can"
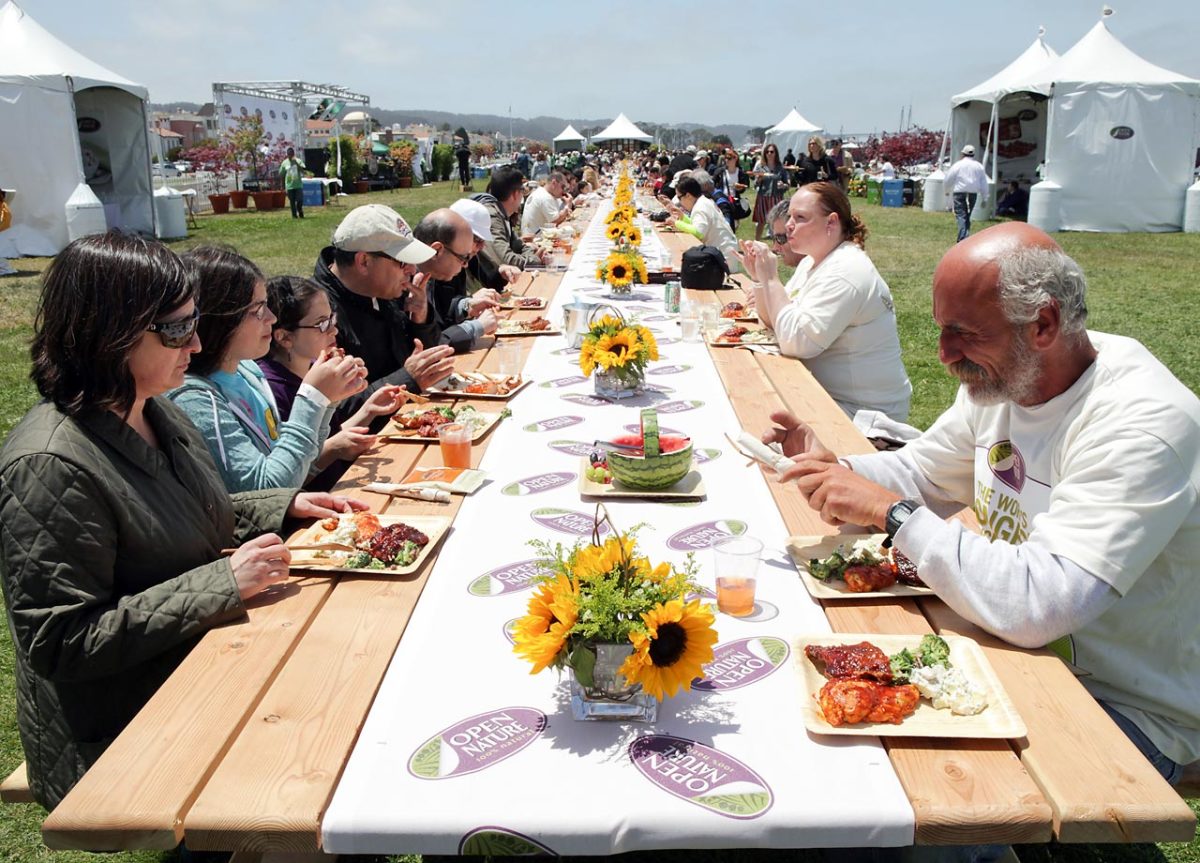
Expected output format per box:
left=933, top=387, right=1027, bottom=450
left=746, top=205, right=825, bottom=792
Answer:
left=664, top=280, right=681, bottom=314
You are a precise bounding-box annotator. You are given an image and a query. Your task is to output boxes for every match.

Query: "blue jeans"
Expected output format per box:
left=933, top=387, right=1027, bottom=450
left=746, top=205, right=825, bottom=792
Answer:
left=953, top=192, right=977, bottom=242
left=1100, top=700, right=1185, bottom=785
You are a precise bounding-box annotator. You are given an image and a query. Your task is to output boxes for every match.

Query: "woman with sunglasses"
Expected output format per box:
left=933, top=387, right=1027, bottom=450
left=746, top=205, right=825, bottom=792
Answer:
left=750, top=144, right=789, bottom=241
left=259, top=276, right=408, bottom=472
left=0, top=232, right=364, bottom=808
left=169, top=247, right=369, bottom=493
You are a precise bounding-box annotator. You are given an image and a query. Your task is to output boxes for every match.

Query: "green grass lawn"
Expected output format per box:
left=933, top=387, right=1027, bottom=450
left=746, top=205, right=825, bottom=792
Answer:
left=0, top=181, right=1196, bottom=863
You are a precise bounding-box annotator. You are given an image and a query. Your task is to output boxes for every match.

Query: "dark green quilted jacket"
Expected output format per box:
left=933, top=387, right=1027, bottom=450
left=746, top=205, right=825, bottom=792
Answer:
left=0, top=398, right=295, bottom=809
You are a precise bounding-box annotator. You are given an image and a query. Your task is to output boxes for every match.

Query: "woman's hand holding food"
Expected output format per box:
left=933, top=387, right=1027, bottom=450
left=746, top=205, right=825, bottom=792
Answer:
left=229, top=533, right=291, bottom=599
left=739, top=240, right=779, bottom=285
left=305, top=350, right=368, bottom=403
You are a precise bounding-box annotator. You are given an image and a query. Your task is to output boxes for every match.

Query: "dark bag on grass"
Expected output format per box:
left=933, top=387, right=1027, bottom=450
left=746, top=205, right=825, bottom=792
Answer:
left=681, top=245, right=730, bottom=290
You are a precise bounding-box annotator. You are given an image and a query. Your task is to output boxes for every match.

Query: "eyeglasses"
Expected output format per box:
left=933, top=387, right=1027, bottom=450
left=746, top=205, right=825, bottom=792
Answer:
left=443, top=245, right=472, bottom=265
left=245, top=300, right=270, bottom=321
left=293, top=312, right=338, bottom=334
left=147, top=307, right=199, bottom=348
left=771, top=233, right=788, bottom=245
left=368, top=251, right=400, bottom=266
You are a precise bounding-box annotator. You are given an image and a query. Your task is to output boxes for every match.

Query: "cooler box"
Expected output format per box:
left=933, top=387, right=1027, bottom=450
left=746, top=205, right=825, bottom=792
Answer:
left=472, top=167, right=488, bottom=179
left=301, top=179, right=324, bottom=207
left=866, top=178, right=881, bottom=205
left=881, top=179, right=904, bottom=208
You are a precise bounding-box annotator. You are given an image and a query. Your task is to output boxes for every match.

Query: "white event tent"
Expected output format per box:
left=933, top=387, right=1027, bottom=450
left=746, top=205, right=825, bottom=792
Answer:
left=552, top=124, right=586, bottom=153
left=944, top=15, right=1200, bottom=232
left=763, top=108, right=822, bottom=159
left=591, top=114, right=652, bottom=146
left=0, top=0, right=156, bottom=257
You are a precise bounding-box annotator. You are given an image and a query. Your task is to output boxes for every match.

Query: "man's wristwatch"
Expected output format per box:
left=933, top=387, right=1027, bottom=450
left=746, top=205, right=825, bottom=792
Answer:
left=885, top=499, right=919, bottom=542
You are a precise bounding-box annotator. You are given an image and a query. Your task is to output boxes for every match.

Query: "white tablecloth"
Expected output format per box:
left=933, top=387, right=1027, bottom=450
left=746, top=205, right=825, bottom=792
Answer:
left=322, top=200, right=914, bottom=855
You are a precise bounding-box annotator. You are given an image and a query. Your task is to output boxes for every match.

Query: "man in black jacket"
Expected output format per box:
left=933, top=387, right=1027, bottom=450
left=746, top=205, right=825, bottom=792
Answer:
left=475, top=165, right=544, bottom=270
left=414, top=208, right=499, bottom=354
left=313, top=205, right=456, bottom=411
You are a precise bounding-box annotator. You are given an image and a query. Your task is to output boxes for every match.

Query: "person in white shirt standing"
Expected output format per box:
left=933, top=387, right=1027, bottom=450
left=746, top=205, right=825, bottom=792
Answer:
left=520, top=171, right=570, bottom=237
left=766, top=222, right=1200, bottom=785
left=943, top=144, right=990, bottom=242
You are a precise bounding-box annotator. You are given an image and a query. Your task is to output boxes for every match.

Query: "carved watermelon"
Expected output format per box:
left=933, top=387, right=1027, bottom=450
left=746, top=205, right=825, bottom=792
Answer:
left=606, top=408, right=692, bottom=490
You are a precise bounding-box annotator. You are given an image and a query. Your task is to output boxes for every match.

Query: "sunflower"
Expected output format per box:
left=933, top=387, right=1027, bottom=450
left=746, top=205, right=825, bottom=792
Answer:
left=579, top=338, right=596, bottom=376
left=592, top=331, right=638, bottom=370
left=606, top=223, right=624, bottom=242
left=512, top=574, right=580, bottom=673
left=605, top=209, right=626, bottom=225
left=595, top=263, right=606, bottom=282
left=619, top=599, right=717, bottom=699
left=574, top=535, right=634, bottom=580
left=605, top=257, right=632, bottom=289
left=625, top=226, right=642, bottom=246
left=632, top=256, right=649, bottom=284
left=636, top=326, right=659, bottom=361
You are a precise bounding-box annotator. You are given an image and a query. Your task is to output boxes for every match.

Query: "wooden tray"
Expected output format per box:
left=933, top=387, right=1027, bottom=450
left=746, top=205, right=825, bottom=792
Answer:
left=424, top=373, right=531, bottom=400
left=496, top=321, right=561, bottom=337
left=498, top=297, right=547, bottom=310
left=787, top=534, right=935, bottom=600
left=577, top=458, right=706, bottom=500
left=288, top=514, right=450, bottom=575
left=795, top=633, right=1026, bottom=739
left=380, top=410, right=503, bottom=443
left=707, top=327, right=777, bottom=348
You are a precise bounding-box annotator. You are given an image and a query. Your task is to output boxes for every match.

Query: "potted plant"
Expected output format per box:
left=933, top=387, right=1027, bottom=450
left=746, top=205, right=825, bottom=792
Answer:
left=327, top=135, right=361, bottom=194
left=391, top=141, right=417, bottom=189
left=262, top=138, right=293, bottom=208
left=179, top=142, right=235, bottom=214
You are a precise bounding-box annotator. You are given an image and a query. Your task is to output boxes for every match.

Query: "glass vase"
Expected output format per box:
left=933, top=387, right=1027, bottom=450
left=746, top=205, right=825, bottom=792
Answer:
left=569, top=643, right=658, bottom=722
left=594, top=367, right=645, bottom=400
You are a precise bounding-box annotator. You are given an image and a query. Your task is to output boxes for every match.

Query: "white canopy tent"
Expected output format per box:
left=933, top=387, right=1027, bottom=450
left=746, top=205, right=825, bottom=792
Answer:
left=944, top=16, right=1200, bottom=232
left=591, top=114, right=652, bottom=145
left=763, top=108, right=822, bottom=160
left=553, top=124, right=586, bottom=153
left=0, top=0, right=156, bottom=257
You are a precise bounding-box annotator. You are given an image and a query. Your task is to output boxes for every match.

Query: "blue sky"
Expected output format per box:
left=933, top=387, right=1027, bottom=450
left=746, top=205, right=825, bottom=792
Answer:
left=14, top=0, right=1200, bottom=134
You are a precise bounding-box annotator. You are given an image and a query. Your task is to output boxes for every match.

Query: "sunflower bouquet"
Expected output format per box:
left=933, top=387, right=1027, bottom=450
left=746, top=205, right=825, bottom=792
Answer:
left=595, top=247, right=648, bottom=294
left=578, top=313, right=657, bottom=384
left=513, top=508, right=717, bottom=703
left=605, top=204, right=637, bottom=226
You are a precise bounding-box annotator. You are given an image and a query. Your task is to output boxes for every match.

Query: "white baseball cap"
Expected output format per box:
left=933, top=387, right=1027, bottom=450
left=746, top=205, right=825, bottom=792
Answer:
left=450, top=198, right=491, bottom=242
left=962, top=144, right=976, bottom=156
left=686, top=144, right=696, bottom=153
left=332, top=204, right=435, bottom=264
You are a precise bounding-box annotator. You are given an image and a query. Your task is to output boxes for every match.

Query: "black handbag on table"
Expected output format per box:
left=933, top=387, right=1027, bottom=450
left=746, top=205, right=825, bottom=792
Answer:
left=680, top=245, right=731, bottom=290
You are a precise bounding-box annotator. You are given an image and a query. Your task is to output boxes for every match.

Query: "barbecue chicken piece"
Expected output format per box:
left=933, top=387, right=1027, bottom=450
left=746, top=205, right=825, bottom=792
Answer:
left=843, top=563, right=898, bottom=593
left=818, top=679, right=921, bottom=726
left=805, top=642, right=893, bottom=683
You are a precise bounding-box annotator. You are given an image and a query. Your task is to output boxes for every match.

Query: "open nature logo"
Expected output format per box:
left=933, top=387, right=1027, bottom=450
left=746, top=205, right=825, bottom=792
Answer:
left=628, top=734, right=773, bottom=819
left=408, top=707, right=546, bottom=780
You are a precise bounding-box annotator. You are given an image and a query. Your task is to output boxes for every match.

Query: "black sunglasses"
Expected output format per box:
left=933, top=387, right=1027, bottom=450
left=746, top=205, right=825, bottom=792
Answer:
left=147, top=307, right=199, bottom=348
left=771, top=233, right=788, bottom=245
left=294, top=312, right=338, bottom=334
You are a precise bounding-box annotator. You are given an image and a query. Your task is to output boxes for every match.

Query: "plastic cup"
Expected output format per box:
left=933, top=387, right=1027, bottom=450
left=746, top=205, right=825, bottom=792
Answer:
left=698, top=304, right=720, bottom=337
left=437, top=423, right=472, bottom=468
left=713, top=535, right=763, bottom=617
left=680, top=301, right=701, bottom=343
left=494, top=340, right=522, bottom=378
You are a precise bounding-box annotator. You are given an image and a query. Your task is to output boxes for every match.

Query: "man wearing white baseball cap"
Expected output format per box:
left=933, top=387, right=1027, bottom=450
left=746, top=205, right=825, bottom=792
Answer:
left=314, top=204, right=456, bottom=413
left=943, top=144, right=991, bottom=243
left=430, top=198, right=522, bottom=330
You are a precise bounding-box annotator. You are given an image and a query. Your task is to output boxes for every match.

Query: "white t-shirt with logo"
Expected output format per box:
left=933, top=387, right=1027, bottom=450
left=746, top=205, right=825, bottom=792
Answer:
left=776, top=242, right=912, bottom=421
left=855, top=332, right=1200, bottom=763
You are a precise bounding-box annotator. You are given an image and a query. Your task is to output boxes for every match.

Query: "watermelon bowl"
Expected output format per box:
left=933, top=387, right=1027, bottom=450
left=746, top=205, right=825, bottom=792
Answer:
left=606, top=408, right=693, bottom=490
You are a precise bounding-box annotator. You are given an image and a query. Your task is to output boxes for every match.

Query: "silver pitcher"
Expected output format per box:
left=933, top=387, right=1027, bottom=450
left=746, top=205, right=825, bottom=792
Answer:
left=562, top=301, right=598, bottom=349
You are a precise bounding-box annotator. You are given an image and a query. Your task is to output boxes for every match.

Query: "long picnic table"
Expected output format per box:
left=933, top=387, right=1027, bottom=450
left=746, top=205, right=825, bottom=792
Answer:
left=37, top=197, right=1195, bottom=854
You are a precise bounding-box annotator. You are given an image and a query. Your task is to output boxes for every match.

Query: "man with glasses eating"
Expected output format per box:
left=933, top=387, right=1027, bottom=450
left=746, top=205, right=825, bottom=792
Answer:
left=413, top=208, right=500, bottom=353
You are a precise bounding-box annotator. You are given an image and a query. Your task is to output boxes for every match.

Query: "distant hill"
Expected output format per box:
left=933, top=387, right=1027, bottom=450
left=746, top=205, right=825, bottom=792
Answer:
left=150, top=102, right=756, bottom=145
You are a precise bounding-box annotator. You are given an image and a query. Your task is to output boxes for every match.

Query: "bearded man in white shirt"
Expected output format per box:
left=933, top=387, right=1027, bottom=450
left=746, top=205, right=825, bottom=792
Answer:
left=943, top=144, right=991, bottom=243
left=766, top=222, right=1200, bottom=785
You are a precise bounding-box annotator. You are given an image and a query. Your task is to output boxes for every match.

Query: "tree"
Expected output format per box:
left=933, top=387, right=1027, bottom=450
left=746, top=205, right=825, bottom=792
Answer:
left=709, top=134, right=733, bottom=148
left=860, top=127, right=944, bottom=171
left=689, top=128, right=711, bottom=147
left=226, top=114, right=266, bottom=189
left=747, top=127, right=770, bottom=145
left=439, top=122, right=451, bottom=132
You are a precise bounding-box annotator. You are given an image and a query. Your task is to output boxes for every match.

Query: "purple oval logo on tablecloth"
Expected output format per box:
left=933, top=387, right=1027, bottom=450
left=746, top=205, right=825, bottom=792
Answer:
left=501, top=472, right=576, bottom=496
left=523, top=415, right=584, bottom=432
left=561, top=394, right=611, bottom=407
left=502, top=618, right=520, bottom=645
left=531, top=507, right=608, bottom=537
left=468, top=559, right=548, bottom=596
left=459, top=826, right=556, bottom=856
left=551, top=347, right=581, bottom=357
left=540, top=376, right=587, bottom=389
left=409, top=707, right=546, bottom=780
left=648, top=364, right=692, bottom=376
left=642, top=314, right=671, bottom=322
left=656, top=336, right=680, bottom=345
left=628, top=734, right=773, bottom=819
left=657, top=399, right=704, bottom=413
left=667, top=519, right=748, bottom=551
left=693, top=637, right=790, bottom=691
left=548, top=439, right=596, bottom=457
left=693, top=447, right=721, bottom=465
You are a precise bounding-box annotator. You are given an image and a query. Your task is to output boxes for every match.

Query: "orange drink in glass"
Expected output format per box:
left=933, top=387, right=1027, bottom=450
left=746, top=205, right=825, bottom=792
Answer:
left=712, top=535, right=763, bottom=617
left=716, top=577, right=757, bottom=617
left=437, top=423, right=472, bottom=468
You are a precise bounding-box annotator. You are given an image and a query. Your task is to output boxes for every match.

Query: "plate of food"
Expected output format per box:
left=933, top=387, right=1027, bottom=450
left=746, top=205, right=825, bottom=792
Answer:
left=381, top=405, right=504, bottom=442
left=796, top=633, right=1025, bottom=738
left=496, top=316, right=559, bottom=336
left=425, top=372, right=530, bottom=400
left=707, top=325, right=777, bottom=347
left=498, top=296, right=547, bottom=311
left=787, top=534, right=933, bottom=599
left=719, top=301, right=758, bottom=323
left=288, top=512, right=450, bottom=575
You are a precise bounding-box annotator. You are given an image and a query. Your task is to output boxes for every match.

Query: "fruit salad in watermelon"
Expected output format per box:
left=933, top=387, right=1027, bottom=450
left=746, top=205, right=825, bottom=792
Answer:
left=606, top=408, right=693, bottom=490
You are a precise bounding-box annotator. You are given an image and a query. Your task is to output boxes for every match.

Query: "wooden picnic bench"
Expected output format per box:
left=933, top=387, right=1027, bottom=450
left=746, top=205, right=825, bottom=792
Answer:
left=28, top=205, right=1196, bottom=853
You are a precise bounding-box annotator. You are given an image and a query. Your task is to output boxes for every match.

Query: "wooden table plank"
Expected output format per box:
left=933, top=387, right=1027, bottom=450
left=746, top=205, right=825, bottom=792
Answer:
left=924, top=602, right=1197, bottom=844
left=41, top=577, right=336, bottom=851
